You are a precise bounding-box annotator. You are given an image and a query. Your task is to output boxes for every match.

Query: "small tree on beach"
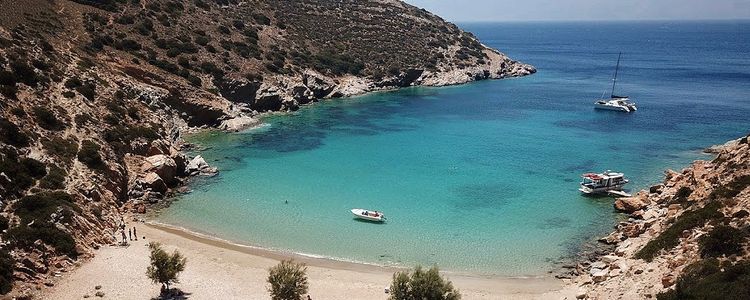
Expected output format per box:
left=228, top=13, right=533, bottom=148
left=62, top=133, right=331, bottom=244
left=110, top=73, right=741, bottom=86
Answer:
left=389, top=265, right=461, bottom=300
left=267, top=260, right=309, bottom=300
left=146, top=242, right=187, bottom=291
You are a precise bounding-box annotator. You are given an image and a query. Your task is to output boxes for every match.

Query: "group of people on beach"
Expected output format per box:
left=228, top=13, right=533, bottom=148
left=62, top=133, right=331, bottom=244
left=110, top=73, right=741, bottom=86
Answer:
left=116, top=217, right=138, bottom=245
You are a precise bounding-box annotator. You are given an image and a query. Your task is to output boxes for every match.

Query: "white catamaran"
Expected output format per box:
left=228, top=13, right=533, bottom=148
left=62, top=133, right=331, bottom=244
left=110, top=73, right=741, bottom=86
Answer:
left=594, top=52, right=637, bottom=113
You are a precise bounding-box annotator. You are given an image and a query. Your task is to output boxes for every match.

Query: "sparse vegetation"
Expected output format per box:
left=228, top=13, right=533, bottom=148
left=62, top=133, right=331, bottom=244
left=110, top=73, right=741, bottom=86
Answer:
left=0, top=118, right=30, bottom=147
left=267, top=260, right=308, bottom=300
left=146, top=242, right=187, bottom=291
left=710, top=175, right=750, bottom=199
left=635, top=201, right=724, bottom=261
left=657, top=259, right=750, bottom=300
left=0, top=248, right=13, bottom=295
left=33, top=106, right=66, bottom=131
left=77, top=140, right=105, bottom=169
left=389, top=266, right=461, bottom=300
left=699, top=225, right=745, bottom=258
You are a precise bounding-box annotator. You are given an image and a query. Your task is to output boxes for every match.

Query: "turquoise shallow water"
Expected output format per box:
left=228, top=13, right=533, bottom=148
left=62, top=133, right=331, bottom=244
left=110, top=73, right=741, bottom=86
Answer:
left=157, top=21, right=750, bottom=276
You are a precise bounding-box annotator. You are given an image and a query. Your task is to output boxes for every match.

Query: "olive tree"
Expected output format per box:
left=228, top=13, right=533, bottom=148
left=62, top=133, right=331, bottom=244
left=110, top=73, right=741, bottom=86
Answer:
left=267, top=260, right=309, bottom=300
left=146, top=242, right=187, bottom=291
left=389, top=266, right=460, bottom=300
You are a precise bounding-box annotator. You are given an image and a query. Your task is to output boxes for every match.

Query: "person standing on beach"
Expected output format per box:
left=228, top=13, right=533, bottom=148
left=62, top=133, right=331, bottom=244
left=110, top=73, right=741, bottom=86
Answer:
left=133, top=226, right=137, bottom=241
left=121, top=229, right=127, bottom=244
left=128, top=228, right=132, bottom=241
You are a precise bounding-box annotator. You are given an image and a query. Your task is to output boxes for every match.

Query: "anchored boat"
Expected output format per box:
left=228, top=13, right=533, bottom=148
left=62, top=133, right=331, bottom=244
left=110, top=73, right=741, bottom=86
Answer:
left=579, top=171, right=630, bottom=195
left=351, top=209, right=386, bottom=222
left=594, top=52, right=637, bottom=113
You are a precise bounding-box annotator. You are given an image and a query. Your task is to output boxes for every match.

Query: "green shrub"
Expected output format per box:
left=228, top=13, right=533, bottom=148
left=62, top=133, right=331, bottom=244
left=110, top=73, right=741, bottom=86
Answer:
left=42, top=137, right=78, bottom=162
left=711, top=176, right=750, bottom=199
left=64, top=77, right=82, bottom=89
left=9, top=59, right=38, bottom=87
left=0, top=215, right=8, bottom=232
left=146, top=242, right=187, bottom=290
left=390, top=266, right=461, bottom=300
left=74, top=114, right=94, bottom=126
left=0, top=248, right=13, bottom=294
left=194, top=35, right=209, bottom=46
left=217, top=25, right=230, bottom=35
left=0, top=118, right=30, bottom=147
left=13, top=191, right=78, bottom=225
left=6, top=224, right=78, bottom=258
left=0, top=149, right=46, bottom=195
left=39, top=165, right=67, bottom=190
left=657, top=259, right=750, bottom=300
left=635, top=201, right=724, bottom=261
left=0, top=85, right=17, bottom=99
left=699, top=225, right=745, bottom=258
left=267, top=260, right=308, bottom=300
left=77, top=140, right=105, bottom=169
left=33, top=106, right=66, bottom=131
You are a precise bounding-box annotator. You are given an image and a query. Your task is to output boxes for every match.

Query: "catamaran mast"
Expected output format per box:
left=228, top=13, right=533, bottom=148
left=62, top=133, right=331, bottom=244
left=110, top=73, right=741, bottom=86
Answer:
left=610, top=52, right=621, bottom=98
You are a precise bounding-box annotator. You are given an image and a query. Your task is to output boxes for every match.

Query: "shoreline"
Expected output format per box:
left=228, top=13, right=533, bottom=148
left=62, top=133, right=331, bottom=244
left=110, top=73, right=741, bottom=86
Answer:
left=41, top=219, right=573, bottom=299
left=145, top=220, right=556, bottom=280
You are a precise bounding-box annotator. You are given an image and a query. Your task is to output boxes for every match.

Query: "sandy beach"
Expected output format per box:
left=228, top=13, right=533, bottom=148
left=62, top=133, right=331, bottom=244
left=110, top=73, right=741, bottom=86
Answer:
left=41, top=221, right=575, bottom=300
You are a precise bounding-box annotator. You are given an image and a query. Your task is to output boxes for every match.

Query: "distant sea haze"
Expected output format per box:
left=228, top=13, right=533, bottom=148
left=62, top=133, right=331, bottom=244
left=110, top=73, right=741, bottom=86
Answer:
left=157, top=21, right=750, bottom=276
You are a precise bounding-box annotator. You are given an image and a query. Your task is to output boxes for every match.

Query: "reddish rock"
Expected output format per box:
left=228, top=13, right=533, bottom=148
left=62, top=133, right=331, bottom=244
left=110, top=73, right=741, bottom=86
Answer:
left=614, top=196, right=648, bottom=213
left=661, top=274, right=675, bottom=287
left=142, top=172, right=167, bottom=194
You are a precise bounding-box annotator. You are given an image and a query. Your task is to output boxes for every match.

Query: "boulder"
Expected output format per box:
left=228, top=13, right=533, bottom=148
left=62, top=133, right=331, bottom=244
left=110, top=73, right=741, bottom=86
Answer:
left=601, top=255, right=620, bottom=264
left=590, top=261, right=607, bottom=270
left=576, top=287, right=588, bottom=299
left=614, top=195, right=648, bottom=213
left=219, top=116, right=260, bottom=132
left=141, top=172, right=167, bottom=194
left=147, top=140, right=171, bottom=156
left=186, top=155, right=217, bottom=176
left=302, top=71, right=335, bottom=98
left=143, top=155, right=177, bottom=185
left=170, top=150, right=188, bottom=177
left=292, top=86, right=316, bottom=104
left=591, top=268, right=609, bottom=283
left=187, top=155, right=209, bottom=174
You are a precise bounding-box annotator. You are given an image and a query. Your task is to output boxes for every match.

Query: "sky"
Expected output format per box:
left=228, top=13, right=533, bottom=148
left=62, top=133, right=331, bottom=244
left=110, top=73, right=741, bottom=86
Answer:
left=404, top=0, right=750, bottom=22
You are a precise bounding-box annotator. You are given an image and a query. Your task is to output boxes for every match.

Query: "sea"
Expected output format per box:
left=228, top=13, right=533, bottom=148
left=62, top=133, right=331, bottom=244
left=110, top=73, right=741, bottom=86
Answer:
left=156, top=21, right=750, bottom=276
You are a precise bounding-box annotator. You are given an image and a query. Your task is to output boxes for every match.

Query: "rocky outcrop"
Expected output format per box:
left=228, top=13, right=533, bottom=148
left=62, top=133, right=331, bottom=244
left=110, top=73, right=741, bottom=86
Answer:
left=219, top=116, right=261, bottom=132
left=186, top=155, right=218, bottom=176
left=614, top=192, right=649, bottom=213
left=567, top=134, right=750, bottom=299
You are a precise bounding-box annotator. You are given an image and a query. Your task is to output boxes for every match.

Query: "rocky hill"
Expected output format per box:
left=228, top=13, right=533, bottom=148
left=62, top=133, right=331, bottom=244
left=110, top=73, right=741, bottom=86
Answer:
left=0, top=0, right=533, bottom=296
left=567, top=134, right=750, bottom=299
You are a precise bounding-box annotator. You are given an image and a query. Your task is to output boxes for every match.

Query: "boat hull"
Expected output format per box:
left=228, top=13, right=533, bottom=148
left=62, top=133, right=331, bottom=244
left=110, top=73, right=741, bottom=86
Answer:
left=351, top=209, right=385, bottom=222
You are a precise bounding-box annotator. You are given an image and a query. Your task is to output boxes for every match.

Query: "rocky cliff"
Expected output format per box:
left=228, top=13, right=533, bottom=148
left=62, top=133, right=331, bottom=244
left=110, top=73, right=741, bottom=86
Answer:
left=567, top=134, right=750, bottom=299
left=0, top=0, right=534, bottom=296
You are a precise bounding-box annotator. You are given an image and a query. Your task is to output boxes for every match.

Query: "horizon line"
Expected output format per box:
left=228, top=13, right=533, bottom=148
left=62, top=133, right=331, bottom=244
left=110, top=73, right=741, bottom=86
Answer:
left=449, top=18, right=750, bottom=23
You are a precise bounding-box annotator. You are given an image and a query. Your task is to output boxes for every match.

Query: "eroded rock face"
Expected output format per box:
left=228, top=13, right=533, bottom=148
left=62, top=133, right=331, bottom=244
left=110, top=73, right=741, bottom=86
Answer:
left=141, top=172, right=167, bottom=194
left=302, top=72, right=336, bottom=99
left=142, top=155, right=177, bottom=185
left=218, top=80, right=262, bottom=104
left=252, top=89, right=284, bottom=112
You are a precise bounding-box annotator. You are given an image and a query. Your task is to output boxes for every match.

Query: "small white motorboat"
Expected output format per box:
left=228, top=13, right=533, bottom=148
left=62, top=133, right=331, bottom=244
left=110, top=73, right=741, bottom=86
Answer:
left=351, top=209, right=386, bottom=222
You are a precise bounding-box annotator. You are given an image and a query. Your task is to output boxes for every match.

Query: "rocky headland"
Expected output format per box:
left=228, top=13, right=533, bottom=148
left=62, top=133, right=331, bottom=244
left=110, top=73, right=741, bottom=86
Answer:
left=0, top=0, right=534, bottom=297
left=566, top=134, right=750, bottom=299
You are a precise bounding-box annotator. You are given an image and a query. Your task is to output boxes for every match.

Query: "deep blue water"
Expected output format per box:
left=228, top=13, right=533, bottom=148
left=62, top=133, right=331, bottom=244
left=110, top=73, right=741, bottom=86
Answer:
left=157, top=21, right=750, bottom=276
